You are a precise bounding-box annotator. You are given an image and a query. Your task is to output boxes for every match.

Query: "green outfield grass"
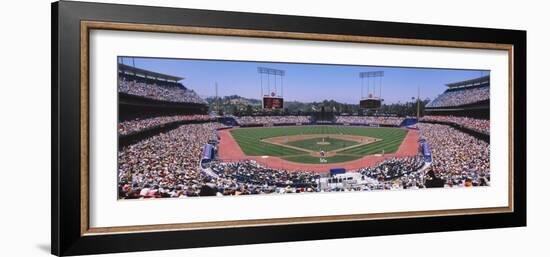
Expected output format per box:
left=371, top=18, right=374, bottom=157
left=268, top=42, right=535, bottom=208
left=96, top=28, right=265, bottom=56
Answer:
left=229, top=126, right=407, bottom=164
left=286, top=137, right=359, bottom=152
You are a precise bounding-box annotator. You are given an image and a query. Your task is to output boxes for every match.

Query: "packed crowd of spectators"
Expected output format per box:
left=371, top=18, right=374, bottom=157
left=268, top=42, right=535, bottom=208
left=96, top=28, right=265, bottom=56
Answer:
left=118, top=114, right=212, bottom=136
left=207, top=158, right=429, bottom=194
left=119, top=155, right=427, bottom=198
left=418, top=123, right=490, bottom=188
left=117, top=122, right=225, bottom=199
left=208, top=157, right=430, bottom=194
left=421, top=115, right=490, bottom=135
left=356, top=156, right=426, bottom=190
left=117, top=122, right=490, bottom=199
left=426, top=85, right=489, bottom=108
left=118, top=79, right=206, bottom=104
left=336, top=116, right=404, bottom=126
left=237, top=116, right=311, bottom=125
left=208, top=161, right=320, bottom=195
left=235, top=115, right=404, bottom=126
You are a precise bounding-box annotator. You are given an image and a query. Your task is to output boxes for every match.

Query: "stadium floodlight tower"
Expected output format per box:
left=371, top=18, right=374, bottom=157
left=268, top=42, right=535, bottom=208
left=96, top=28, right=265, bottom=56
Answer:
left=359, top=71, right=384, bottom=111
left=258, top=67, right=285, bottom=110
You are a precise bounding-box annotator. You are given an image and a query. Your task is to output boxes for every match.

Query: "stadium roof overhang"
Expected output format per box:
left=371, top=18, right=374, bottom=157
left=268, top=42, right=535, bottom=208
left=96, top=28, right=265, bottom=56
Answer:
left=118, top=63, right=184, bottom=82
left=446, top=75, right=490, bottom=89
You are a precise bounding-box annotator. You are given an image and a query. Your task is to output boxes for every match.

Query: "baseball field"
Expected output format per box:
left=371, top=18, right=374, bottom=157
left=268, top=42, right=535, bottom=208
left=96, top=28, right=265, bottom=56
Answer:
left=229, top=126, right=408, bottom=164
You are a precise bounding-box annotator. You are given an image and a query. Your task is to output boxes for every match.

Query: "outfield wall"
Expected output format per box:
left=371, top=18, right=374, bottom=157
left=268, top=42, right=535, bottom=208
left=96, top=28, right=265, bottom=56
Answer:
left=240, top=122, right=400, bottom=128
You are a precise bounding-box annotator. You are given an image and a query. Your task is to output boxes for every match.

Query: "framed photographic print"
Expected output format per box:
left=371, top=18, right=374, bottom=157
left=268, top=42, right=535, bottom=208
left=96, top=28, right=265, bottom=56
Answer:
left=52, top=1, right=526, bottom=256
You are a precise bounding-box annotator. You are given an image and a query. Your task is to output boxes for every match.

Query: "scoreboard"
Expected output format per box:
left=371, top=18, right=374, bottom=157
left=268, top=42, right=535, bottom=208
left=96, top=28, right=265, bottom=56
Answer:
left=263, top=96, right=284, bottom=109
left=360, top=98, right=381, bottom=109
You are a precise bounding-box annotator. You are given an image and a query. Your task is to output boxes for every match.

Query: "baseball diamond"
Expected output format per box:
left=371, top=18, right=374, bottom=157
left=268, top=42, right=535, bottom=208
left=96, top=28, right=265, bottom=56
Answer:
left=223, top=125, right=410, bottom=165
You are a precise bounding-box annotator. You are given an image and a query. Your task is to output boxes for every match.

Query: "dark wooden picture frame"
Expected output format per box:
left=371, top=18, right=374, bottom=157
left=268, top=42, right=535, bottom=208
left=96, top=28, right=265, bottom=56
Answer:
left=52, top=1, right=526, bottom=256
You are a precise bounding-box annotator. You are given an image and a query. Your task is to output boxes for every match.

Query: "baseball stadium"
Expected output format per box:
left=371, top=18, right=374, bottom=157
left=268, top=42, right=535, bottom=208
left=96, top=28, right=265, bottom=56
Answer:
left=117, top=58, right=491, bottom=199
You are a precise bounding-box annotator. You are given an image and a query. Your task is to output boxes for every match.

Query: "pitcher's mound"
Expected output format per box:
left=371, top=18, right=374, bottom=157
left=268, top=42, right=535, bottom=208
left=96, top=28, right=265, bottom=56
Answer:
left=316, top=141, right=331, bottom=145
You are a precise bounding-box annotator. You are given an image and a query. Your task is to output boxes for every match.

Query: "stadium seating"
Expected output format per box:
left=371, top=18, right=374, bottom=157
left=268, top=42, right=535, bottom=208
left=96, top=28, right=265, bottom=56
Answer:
left=426, top=84, right=489, bottom=108
left=118, top=79, right=206, bottom=104
left=336, top=116, right=404, bottom=126
left=421, top=115, right=489, bottom=134
left=118, top=114, right=212, bottom=136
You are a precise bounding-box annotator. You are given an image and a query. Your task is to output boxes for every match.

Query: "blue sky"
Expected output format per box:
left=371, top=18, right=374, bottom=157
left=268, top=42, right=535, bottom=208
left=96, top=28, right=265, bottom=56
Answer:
left=120, top=57, right=489, bottom=104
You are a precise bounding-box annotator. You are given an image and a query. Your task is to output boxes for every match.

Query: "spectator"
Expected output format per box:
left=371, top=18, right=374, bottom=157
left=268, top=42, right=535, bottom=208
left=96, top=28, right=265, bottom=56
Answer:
left=336, top=116, right=404, bottom=126
left=426, top=85, right=489, bottom=108
left=418, top=123, right=490, bottom=187
left=421, top=115, right=489, bottom=134
left=237, top=116, right=310, bottom=125
left=118, top=114, right=212, bottom=135
left=118, top=79, right=206, bottom=104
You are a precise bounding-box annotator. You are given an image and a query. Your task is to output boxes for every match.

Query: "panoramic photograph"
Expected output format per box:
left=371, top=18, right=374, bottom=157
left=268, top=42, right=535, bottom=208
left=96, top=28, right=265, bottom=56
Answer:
left=117, top=57, right=490, bottom=199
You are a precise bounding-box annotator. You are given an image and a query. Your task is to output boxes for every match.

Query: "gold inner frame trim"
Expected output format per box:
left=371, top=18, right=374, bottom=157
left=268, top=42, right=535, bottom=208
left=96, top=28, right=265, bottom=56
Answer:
left=80, top=20, right=514, bottom=236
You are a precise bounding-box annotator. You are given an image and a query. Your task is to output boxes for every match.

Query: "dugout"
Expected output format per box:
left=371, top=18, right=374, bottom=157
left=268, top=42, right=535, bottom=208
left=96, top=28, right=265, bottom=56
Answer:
left=330, top=168, right=346, bottom=176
